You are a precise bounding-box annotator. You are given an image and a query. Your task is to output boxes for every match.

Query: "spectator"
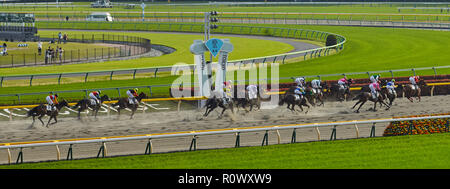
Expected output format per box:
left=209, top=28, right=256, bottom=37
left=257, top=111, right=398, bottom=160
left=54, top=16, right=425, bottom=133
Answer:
left=65, top=16, right=69, bottom=21
left=37, top=41, right=42, bottom=55
left=63, top=33, right=68, bottom=44
left=45, top=49, right=49, bottom=64
left=1, top=43, right=7, bottom=56
left=58, top=32, right=62, bottom=44
left=59, top=47, right=64, bottom=62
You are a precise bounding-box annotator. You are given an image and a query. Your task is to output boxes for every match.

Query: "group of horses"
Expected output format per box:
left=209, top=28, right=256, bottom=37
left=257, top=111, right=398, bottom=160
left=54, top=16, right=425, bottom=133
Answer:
left=279, top=78, right=427, bottom=114
left=24, top=78, right=427, bottom=126
left=26, top=92, right=148, bottom=127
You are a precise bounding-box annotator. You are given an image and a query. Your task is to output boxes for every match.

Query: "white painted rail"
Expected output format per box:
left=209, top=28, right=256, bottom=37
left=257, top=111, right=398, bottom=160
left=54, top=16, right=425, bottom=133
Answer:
left=0, top=114, right=449, bottom=164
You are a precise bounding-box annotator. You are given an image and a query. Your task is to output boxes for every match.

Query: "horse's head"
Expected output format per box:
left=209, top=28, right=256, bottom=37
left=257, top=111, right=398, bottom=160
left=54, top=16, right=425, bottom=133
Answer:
left=347, top=78, right=354, bottom=85
left=101, top=95, right=111, bottom=102
left=418, top=79, right=427, bottom=86
left=138, top=92, right=148, bottom=101
left=59, top=99, right=70, bottom=108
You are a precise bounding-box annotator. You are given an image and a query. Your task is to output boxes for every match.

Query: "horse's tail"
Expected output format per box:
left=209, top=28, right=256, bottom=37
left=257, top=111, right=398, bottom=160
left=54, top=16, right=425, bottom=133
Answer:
left=27, top=106, right=39, bottom=117
left=278, top=94, right=285, bottom=106
left=26, top=109, right=34, bottom=117
left=71, top=101, right=81, bottom=109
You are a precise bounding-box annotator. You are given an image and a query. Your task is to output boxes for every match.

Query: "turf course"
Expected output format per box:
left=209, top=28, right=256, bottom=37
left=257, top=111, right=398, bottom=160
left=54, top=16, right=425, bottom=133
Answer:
left=0, top=29, right=294, bottom=76
left=0, top=23, right=449, bottom=104
left=2, top=132, right=449, bottom=169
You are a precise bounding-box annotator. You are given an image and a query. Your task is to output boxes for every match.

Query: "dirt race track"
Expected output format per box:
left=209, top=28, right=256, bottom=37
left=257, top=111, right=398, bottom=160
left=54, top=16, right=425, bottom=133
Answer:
left=0, top=94, right=449, bottom=164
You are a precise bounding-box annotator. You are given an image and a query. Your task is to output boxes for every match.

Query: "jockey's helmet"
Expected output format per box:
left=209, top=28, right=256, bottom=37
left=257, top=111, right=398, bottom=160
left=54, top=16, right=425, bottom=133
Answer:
left=54, top=94, right=59, bottom=98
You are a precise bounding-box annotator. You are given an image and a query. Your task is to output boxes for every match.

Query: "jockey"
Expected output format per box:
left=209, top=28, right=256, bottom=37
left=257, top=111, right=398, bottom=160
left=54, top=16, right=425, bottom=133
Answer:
left=369, top=82, right=381, bottom=100
left=294, top=86, right=305, bottom=100
left=311, top=79, right=322, bottom=94
left=45, top=93, right=59, bottom=111
left=295, top=77, right=306, bottom=89
left=126, top=88, right=139, bottom=105
left=89, top=90, right=101, bottom=106
left=246, top=84, right=258, bottom=100
left=370, top=74, right=381, bottom=84
left=338, top=76, right=348, bottom=90
left=386, top=79, right=396, bottom=96
left=409, top=75, right=420, bottom=89
left=222, top=80, right=233, bottom=104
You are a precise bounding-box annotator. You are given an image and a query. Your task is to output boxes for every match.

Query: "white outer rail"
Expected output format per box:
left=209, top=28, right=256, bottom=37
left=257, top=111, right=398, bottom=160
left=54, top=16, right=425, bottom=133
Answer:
left=1, top=114, right=449, bottom=163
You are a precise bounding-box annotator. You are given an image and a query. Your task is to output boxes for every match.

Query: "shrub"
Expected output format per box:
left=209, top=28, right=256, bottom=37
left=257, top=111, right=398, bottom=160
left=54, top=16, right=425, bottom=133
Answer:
left=326, top=34, right=337, bottom=47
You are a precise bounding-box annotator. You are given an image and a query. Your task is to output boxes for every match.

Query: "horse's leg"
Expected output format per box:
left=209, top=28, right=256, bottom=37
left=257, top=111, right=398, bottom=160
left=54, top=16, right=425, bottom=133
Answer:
left=303, top=102, right=310, bottom=114
left=356, top=100, right=366, bottom=113
left=352, top=100, right=361, bottom=109
left=379, top=99, right=391, bottom=110
left=46, top=116, right=53, bottom=128
left=38, top=114, right=45, bottom=126
left=219, top=107, right=226, bottom=118
left=417, top=89, right=421, bottom=102
left=372, top=101, right=378, bottom=112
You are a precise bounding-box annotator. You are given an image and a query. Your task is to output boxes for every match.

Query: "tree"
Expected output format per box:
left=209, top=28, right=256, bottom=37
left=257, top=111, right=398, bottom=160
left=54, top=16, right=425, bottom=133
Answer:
left=326, top=34, right=337, bottom=47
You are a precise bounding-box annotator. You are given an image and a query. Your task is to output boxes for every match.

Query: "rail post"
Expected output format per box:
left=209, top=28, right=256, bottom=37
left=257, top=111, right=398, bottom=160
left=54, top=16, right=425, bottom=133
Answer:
left=29, top=75, right=33, bottom=86
left=189, top=135, right=197, bottom=151
left=96, top=142, right=107, bottom=158
left=370, top=123, right=376, bottom=137
left=276, top=129, right=281, bottom=144
left=16, top=147, right=23, bottom=164
left=315, top=126, right=321, bottom=141
left=58, top=74, right=62, bottom=85
left=235, top=132, right=240, bottom=148
left=291, top=128, right=297, bottom=143
left=67, top=144, right=73, bottom=160
left=354, top=124, right=360, bottom=138
left=7, top=148, right=11, bottom=165
left=330, top=125, right=337, bottom=141
left=145, top=139, right=152, bottom=154
left=261, top=130, right=269, bottom=146
left=55, top=144, right=61, bottom=161
left=432, top=67, right=437, bottom=77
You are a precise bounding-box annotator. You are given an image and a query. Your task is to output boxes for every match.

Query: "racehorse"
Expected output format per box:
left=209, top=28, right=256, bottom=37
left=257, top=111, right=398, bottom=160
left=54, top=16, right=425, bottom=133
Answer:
left=330, top=79, right=354, bottom=102
left=278, top=93, right=310, bottom=114
left=304, top=81, right=327, bottom=106
left=111, top=92, right=147, bottom=119
left=27, top=99, right=70, bottom=127
left=402, top=79, right=427, bottom=102
left=203, top=94, right=234, bottom=118
left=379, top=80, right=397, bottom=106
left=233, top=89, right=261, bottom=113
left=351, top=92, right=390, bottom=113
left=72, top=95, right=111, bottom=119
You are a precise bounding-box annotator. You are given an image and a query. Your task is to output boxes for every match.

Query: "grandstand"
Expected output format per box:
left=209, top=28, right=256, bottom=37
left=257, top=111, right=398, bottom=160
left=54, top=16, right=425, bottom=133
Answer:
left=0, top=13, right=39, bottom=42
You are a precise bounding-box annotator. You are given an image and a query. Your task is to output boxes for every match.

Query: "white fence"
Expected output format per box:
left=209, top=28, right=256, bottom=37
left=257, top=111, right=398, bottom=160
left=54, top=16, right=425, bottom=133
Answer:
left=0, top=114, right=449, bottom=165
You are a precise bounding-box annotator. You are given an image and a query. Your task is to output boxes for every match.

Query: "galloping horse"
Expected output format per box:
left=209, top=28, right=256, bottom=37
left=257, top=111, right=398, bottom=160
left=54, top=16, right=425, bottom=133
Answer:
left=351, top=92, right=390, bottom=113
left=402, top=79, right=427, bottom=102
left=203, top=94, right=235, bottom=118
left=72, top=95, right=111, bottom=119
left=111, top=92, right=147, bottom=119
left=304, top=82, right=327, bottom=106
left=27, top=99, right=70, bottom=127
left=330, top=79, right=354, bottom=102
left=279, top=93, right=310, bottom=114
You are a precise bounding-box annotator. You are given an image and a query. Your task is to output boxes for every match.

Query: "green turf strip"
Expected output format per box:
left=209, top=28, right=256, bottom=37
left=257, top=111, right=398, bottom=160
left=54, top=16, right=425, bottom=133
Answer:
left=2, top=132, right=449, bottom=169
